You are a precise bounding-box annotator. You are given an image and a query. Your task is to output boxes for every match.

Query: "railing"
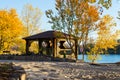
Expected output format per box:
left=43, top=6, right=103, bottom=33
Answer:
left=0, top=55, right=51, bottom=61
left=0, top=55, right=75, bottom=62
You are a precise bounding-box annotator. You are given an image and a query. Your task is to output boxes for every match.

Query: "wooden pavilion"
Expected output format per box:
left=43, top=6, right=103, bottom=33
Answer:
left=23, top=30, right=78, bottom=60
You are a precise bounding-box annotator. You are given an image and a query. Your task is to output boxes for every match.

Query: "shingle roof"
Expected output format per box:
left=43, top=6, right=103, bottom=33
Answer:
left=23, top=30, right=69, bottom=40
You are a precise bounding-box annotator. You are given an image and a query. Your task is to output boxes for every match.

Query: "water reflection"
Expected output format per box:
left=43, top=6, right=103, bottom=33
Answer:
left=78, top=54, right=120, bottom=63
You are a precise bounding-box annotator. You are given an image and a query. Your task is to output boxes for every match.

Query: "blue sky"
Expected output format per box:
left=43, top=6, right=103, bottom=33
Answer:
left=0, top=0, right=56, bottom=30
left=0, top=0, right=120, bottom=31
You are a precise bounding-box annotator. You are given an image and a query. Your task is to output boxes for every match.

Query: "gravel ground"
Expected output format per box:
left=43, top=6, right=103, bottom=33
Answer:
left=0, top=60, right=120, bottom=80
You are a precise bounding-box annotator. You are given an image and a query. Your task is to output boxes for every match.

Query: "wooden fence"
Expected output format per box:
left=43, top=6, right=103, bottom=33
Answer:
left=0, top=55, right=75, bottom=62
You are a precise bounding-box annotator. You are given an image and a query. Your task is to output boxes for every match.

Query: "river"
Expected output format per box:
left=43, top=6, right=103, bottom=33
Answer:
left=78, top=54, right=120, bottom=63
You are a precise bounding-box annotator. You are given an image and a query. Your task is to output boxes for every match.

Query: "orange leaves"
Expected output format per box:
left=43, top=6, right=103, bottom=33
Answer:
left=88, top=6, right=99, bottom=22
left=98, top=15, right=116, bottom=35
left=95, top=15, right=117, bottom=53
left=65, top=8, right=71, bottom=15
left=87, top=15, right=118, bottom=62
left=73, top=0, right=99, bottom=39
left=56, top=0, right=62, bottom=10
left=9, top=8, right=18, bottom=17
left=75, top=1, right=99, bottom=24
left=0, top=9, right=24, bottom=51
left=89, top=0, right=96, bottom=3
left=81, top=26, right=89, bottom=33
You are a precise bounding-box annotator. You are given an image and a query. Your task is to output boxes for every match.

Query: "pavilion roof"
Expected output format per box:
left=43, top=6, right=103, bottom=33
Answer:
left=23, top=30, right=70, bottom=40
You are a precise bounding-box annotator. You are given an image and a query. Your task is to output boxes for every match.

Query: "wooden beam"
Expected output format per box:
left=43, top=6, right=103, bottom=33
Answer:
left=26, top=40, right=29, bottom=55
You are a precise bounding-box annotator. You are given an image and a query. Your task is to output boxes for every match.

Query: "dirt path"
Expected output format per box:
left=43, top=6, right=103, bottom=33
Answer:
left=0, top=60, right=120, bottom=80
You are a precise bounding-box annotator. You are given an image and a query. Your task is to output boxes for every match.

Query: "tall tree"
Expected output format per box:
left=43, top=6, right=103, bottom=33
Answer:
left=0, top=9, right=24, bottom=53
left=22, top=4, right=42, bottom=36
left=74, top=1, right=100, bottom=60
left=87, top=15, right=119, bottom=63
left=46, top=0, right=100, bottom=60
left=21, top=4, right=42, bottom=54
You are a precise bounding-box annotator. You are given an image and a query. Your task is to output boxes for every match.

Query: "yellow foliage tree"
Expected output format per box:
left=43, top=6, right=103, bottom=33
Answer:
left=46, top=0, right=112, bottom=60
left=22, top=4, right=42, bottom=36
left=46, top=0, right=100, bottom=60
left=0, top=9, right=24, bottom=53
left=73, top=1, right=100, bottom=60
left=21, top=4, right=42, bottom=54
left=87, top=15, right=119, bottom=63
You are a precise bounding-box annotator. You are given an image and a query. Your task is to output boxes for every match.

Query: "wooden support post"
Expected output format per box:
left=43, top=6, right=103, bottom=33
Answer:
left=26, top=40, right=29, bottom=55
left=75, top=39, right=78, bottom=60
left=25, top=40, right=33, bottom=55
left=38, top=40, right=42, bottom=54
left=53, top=38, right=57, bottom=58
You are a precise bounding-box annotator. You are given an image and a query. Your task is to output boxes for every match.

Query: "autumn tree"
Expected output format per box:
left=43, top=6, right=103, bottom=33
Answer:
left=46, top=0, right=100, bottom=60
left=74, top=1, right=100, bottom=60
left=22, top=4, right=42, bottom=36
left=21, top=4, right=42, bottom=54
left=87, top=15, right=119, bottom=63
left=77, top=0, right=112, bottom=60
left=89, top=0, right=112, bottom=9
left=0, top=9, right=24, bottom=53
